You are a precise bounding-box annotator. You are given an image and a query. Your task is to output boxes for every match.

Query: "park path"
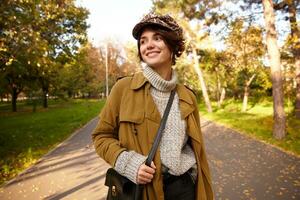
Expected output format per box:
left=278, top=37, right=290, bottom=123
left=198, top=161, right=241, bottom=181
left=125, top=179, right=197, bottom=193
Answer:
left=0, top=118, right=299, bottom=200
left=0, top=118, right=109, bottom=200
left=202, top=120, right=300, bottom=200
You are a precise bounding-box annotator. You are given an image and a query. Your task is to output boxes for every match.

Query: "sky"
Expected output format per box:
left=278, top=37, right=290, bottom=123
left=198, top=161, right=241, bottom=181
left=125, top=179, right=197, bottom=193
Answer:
left=75, top=0, right=292, bottom=50
left=76, top=0, right=153, bottom=46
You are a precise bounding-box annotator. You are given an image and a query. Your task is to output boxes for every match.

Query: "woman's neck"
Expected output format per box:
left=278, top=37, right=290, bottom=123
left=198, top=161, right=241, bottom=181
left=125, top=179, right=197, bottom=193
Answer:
left=151, top=65, right=172, bottom=81
left=143, top=65, right=177, bottom=92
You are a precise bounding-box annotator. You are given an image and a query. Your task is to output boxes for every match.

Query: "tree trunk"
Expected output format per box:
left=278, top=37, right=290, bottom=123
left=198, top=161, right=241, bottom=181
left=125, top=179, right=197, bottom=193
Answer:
left=242, top=74, right=256, bottom=112
left=192, top=47, right=212, bottom=113
left=68, top=90, right=72, bottom=98
left=286, top=0, right=300, bottom=118
left=42, top=88, right=48, bottom=108
left=219, top=87, right=226, bottom=106
left=216, top=71, right=221, bottom=108
left=242, top=85, right=249, bottom=112
left=262, top=0, right=286, bottom=139
left=12, top=87, right=17, bottom=112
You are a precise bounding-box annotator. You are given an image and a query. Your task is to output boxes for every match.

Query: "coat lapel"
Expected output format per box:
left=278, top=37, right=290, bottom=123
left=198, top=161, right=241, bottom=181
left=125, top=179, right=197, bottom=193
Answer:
left=176, top=84, right=195, bottom=119
left=145, top=83, right=161, bottom=124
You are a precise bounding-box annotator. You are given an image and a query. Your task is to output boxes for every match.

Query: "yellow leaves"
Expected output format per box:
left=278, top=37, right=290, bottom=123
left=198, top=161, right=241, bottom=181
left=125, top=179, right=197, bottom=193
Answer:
left=0, top=47, right=8, bottom=52
left=293, top=180, right=300, bottom=187
left=289, top=36, right=300, bottom=44
left=277, top=191, right=284, bottom=196
left=243, top=189, right=250, bottom=196
left=31, top=184, right=39, bottom=192
left=5, top=58, right=14, bottom=66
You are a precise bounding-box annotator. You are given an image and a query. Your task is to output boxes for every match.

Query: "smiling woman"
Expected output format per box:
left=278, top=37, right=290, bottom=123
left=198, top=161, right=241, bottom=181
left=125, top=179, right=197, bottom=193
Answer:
left=92, top=12, right=214, bottom=200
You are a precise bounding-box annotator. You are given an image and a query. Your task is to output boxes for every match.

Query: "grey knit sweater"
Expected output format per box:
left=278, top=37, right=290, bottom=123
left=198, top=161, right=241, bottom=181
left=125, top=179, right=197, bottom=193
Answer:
left=114, top=65, right=197, bottom=183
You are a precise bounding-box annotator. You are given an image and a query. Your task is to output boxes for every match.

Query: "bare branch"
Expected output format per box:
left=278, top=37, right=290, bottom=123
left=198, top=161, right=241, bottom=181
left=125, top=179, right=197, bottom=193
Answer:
left=273, top=1, right=288, bottom=10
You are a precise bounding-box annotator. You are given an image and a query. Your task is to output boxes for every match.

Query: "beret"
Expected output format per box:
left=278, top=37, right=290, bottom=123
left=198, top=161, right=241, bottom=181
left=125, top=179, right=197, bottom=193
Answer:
left=132, top=12, right=183, bottom=41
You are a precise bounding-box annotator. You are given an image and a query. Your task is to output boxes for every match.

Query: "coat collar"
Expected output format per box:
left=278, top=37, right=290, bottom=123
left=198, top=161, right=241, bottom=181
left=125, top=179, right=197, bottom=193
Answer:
left=130, top=72, right=148, bottom=90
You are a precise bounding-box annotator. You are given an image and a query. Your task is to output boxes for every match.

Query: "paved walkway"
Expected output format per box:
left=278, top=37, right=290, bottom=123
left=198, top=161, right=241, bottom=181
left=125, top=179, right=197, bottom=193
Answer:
left=0, top=118, right=299, bottom=200
left=202, top=120, right=300, bottom=200
left=0, top=118, right=109, bottom=200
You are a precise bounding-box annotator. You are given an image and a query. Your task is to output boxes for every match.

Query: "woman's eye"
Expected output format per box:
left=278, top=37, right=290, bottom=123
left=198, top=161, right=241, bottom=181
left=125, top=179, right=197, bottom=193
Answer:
left=154, top=36, right=161, bottom=41
left=140, top=40, right=145, bottom=45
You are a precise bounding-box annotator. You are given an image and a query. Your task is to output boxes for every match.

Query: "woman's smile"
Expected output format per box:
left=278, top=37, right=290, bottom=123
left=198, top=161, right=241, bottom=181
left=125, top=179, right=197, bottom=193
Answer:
left=146, top=51, right=160, bottom=57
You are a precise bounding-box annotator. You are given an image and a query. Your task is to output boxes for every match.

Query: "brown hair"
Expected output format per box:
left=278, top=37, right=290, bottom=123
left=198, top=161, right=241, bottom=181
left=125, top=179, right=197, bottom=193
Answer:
left=137, top=25, right=185, bottom=65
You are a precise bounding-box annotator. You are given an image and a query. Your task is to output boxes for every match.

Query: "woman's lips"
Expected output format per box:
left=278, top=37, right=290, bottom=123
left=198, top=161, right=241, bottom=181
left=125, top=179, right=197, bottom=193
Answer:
left=146, top=51, right=160, bottom=57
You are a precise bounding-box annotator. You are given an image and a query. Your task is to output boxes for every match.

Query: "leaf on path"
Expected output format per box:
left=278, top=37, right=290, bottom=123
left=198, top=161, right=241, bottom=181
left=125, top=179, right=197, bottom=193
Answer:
left=293, top=180, right=300, bottom=186
left=243, top=189, right=250, bottom=196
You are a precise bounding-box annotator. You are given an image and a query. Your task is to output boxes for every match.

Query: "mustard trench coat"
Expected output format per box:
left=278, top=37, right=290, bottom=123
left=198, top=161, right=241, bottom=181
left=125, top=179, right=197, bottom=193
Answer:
left=92, top=72, right=214, bottom=200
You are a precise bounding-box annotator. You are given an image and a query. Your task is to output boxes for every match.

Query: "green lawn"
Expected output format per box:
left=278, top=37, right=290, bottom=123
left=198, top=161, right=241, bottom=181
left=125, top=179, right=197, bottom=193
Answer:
left=199, top=99, right=300, bottom=156
left=0, top=99, right=105, bottom=185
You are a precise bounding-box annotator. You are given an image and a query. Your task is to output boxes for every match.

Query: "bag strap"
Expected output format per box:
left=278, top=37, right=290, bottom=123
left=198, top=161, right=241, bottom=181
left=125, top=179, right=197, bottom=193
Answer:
left=145, top=89, right=176, bottom=166
left=135, top=89, right=176, bottom=200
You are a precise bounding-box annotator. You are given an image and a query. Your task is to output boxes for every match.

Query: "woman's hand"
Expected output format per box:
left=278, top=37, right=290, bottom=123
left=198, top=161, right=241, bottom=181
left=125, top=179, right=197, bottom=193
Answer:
left=136, top=161, right=156, bottom=184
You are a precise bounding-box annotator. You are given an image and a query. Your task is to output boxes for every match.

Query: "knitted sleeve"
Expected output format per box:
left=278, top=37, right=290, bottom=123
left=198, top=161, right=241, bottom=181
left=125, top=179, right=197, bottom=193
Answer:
left=114, top=151, right=147, bottom=184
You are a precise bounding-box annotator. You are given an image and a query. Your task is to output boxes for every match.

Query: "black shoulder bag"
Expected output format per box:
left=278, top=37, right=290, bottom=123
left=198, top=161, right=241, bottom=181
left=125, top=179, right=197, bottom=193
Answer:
left=104, top=89, right=176, bottom=200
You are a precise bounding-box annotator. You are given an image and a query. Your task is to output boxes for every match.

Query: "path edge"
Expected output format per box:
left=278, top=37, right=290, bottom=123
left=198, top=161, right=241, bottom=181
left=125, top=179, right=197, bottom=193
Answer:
left=0, top=117, right=98, bottom=188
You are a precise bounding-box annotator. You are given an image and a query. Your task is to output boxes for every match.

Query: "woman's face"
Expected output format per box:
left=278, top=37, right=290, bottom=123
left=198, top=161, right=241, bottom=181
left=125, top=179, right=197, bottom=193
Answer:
left=139, top=28, right=172, bottom=69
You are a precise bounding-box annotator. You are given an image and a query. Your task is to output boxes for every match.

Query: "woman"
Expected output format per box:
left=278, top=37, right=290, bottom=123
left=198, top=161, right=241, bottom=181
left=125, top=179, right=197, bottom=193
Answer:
left=92, top=12, right=213, bottom=200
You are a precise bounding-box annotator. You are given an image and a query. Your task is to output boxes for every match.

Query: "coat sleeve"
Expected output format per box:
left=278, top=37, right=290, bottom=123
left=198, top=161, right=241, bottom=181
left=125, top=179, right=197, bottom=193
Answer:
left=92, top=79, right=128, bottom=166
left=191, top=95, right=214, bottom=200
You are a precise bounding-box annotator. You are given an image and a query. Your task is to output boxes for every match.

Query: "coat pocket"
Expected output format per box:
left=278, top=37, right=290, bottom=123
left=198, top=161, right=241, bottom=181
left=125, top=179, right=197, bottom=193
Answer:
left=119, top=110, right=145, bottom=125
left=119, top=110, right=146, bottom=154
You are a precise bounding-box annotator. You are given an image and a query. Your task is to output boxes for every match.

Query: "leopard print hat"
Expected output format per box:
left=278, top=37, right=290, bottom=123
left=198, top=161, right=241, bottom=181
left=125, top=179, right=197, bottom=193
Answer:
left=132, top=12, right=183, bottom=41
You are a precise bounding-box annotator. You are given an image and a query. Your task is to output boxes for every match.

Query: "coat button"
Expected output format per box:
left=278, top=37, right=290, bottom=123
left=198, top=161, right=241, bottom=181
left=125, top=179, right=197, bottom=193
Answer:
left=133, top=127, right=138, bottom=135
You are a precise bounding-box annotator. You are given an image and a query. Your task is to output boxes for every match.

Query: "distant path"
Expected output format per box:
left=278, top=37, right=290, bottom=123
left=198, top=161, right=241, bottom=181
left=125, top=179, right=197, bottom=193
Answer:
left=0, top=118, right=299, bottom=200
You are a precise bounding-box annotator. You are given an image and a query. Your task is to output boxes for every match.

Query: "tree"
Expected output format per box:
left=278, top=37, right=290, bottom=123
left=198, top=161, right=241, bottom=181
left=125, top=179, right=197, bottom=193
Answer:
left=154, top=0, right=224, bottom=24
left=0, top=0, right=47, bottom=111
left=35, top=0, right=89, bottom=107
left=281, top=36, right=297, bottom=107
left=198, top=49, right=232, bottom=107
left=122, top=42, right=141, bottom=74
left=243, top=0, right=300, bottom=117
left=0, top=0, right=89, bottom=111
left=280, top=0, right=300, bottom=118
left=57, top=42, right=105, bottom=98
left=226, top=19, right=265, bottom=111
left=262, top=0, right=286, bottom=139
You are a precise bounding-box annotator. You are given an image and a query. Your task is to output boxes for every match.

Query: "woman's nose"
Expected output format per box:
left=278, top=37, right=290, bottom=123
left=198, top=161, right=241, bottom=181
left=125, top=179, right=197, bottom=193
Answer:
left=146, top=40, right=154, bottom=49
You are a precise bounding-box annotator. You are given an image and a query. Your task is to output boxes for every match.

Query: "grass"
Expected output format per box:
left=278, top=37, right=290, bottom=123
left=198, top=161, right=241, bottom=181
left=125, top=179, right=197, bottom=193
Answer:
left=199, top=99, right=300, bottom=156
left=0, top=99, right=105, bottom=185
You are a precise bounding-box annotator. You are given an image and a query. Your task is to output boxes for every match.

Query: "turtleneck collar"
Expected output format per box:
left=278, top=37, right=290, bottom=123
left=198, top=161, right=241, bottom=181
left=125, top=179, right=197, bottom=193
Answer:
left=143, top=65, right=177, bottom=92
